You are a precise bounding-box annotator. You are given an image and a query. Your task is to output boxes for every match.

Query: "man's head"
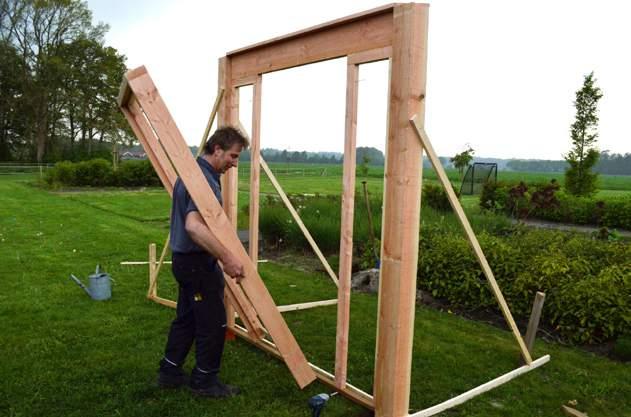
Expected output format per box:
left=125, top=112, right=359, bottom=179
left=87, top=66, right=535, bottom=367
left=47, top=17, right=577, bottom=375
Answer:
left=203, top=126, right=249, bottom=173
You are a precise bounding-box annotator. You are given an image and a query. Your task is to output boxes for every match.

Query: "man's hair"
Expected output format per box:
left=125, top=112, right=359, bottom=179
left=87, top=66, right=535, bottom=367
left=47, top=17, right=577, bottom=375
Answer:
left=203, top=126, right=249, bottom=155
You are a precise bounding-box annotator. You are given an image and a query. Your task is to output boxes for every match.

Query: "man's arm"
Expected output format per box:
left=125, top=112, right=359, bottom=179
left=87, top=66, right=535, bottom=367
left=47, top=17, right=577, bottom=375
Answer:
left=184, top=211, right=245, bottom=280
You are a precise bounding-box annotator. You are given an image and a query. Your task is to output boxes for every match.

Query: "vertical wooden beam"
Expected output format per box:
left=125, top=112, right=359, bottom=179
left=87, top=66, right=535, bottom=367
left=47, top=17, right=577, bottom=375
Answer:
left=335, top=61, right=359, bottom=389
left=249, top=75, right=262, bottom=266
left=218, top=57, right=238, bottom=330
left=374, top=5, right=429, bottom=417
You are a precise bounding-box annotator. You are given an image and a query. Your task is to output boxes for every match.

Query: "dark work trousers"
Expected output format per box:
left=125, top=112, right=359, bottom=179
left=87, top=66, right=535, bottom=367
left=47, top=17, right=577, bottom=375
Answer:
left=163, top=252, right=226, bottom=375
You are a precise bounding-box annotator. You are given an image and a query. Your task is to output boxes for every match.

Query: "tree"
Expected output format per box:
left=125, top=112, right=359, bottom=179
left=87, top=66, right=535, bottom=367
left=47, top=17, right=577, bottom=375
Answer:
left=451, top=146, right=475, bottom=178
left=0, top=0, right=132, bottom=162
left=564, top=72, right=603, bottom=196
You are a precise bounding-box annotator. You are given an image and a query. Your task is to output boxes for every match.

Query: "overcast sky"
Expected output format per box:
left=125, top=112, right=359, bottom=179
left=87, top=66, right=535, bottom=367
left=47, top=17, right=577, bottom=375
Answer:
left=88, top=0, right=631, bottom=159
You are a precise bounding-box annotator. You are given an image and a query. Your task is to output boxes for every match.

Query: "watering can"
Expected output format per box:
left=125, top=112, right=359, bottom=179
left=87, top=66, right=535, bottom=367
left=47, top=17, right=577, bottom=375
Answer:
left=70, top=265, right=112, bottom=301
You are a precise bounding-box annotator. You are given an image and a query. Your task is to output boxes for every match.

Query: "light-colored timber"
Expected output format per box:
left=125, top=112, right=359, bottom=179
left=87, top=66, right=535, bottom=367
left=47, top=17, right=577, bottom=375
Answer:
left=277, top=299, right=338, bottom=312
left=122, top=69, right=315, bottom=388
left=248, top=75, right=262, bottom=266
left=525, top=291, right=546, bottom=355
left=373, top=5, right=429, bottom=417
left=562, top=405, right=589, bottom=417
left=148, top=243, right=157, bottom=298
left=335, top=59, right=359, bottom=389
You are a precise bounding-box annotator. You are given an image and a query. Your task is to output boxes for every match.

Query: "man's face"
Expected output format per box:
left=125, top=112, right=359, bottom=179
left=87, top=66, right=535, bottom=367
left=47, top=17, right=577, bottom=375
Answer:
left=213, top=143, right=243, bottom=173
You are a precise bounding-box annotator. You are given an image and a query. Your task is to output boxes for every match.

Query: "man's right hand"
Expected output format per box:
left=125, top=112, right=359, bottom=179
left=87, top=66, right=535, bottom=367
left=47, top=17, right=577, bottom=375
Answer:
left=221, top=252, right=245, bottom=282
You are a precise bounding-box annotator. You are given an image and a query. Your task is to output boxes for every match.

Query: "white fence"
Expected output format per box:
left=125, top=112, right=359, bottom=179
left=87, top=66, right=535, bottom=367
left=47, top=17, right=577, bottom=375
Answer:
left=0, top=163, right=54, bottom=176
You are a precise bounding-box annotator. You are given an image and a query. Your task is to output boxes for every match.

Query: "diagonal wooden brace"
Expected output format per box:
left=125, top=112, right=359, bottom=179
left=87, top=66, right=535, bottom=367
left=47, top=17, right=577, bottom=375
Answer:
left=119, top=66, right=316, bottom=388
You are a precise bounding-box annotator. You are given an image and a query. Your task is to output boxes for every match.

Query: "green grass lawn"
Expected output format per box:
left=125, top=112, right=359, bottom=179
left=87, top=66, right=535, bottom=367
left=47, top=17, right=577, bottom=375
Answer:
left=1, top=175, right=629, bottom=417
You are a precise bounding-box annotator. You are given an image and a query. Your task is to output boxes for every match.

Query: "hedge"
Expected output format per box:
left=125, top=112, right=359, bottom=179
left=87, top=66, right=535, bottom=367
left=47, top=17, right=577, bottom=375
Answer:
left=45, top=159, right=160, bottom=188
left=418, top=226, right=631, bottom=344
left=481, top=180, right=631, bottom=230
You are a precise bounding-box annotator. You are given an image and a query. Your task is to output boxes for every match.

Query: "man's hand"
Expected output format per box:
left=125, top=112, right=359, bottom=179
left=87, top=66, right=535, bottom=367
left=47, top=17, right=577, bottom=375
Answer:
left=221, top=252, right=245, bottom=282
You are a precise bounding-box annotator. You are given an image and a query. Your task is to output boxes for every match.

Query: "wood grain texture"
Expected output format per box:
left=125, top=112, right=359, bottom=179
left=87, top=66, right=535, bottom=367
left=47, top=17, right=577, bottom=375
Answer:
left=335, top=61, right=359, bottom=389
left=248, top=75, right=262, bottom=266
left=525, top=292, right=546, bottom=354
left=127, top=70, right=315, bottom=388
left=228, top=10, right=393, bottom=80
left=374, top=5, right=429, bottom=417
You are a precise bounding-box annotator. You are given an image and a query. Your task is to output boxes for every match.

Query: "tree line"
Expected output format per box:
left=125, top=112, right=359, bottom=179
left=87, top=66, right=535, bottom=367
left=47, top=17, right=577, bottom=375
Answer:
left=505, top=152, right=631, bottom=175
left=0, top=0, right=133, bottom=163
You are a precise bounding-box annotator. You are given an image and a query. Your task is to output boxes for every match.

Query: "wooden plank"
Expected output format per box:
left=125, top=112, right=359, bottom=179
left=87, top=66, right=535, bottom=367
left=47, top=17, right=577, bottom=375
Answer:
left=120, top=261, right=172, bottom=265
left=127, top=71, right=315, bottom=388
left=373, top=5, right=429, bottom=417
left=278, top=299, right=338, bottom=313
left=233, top=75, right=258, bottom=87
left=197, top=88, right=225, bottom=152
left=148, top=243, right=157, bottom=298
left=228, top=10, right=393, bottom=81
left=335, top=61, right=359, bottom=389
left=150, top=235, right=170, bottom=297
left=232, top=324, right=375, bottom=410
left=259, top=157, right=339, bottom=287
left=127, top=93, right=265, bottom=342
left=248, top=75, right=262, bottom=266
left=223, top=277, right=265, bottom=340
left=347, top=46, right=392, bottom=65
left=218, top=56, right=237, bottom=330
left=151, top=295, right=176, bottom=309
left=524, top=292, right=546, bottom=355
left=409, top=355, right=551, bottom=417
left=117, top=66, right=147, bottom=107
left=228, top=4, right=394, bottom=55
left=122, top=100, right=176, bottom=194
left=562, top=405, right=589, bottom=417
left=410, top=117, right=533, bottom=365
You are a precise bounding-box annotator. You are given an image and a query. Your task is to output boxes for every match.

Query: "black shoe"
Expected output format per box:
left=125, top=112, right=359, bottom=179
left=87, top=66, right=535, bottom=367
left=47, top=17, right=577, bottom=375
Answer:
left=157, top=359, right=188, bottom=388
left=190, top=380, right=241, bottom=398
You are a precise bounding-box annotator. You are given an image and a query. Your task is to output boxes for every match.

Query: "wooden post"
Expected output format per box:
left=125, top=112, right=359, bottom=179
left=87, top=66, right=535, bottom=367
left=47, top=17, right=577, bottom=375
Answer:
left=335, top=60, right=359, bottom=389
left=218, top=57, right=238, bottom=331
left=249, top=75, right=262, bottom=266
left=524, top=292, right=546, bottom=355
left=374, top=5, right=429, bottom=417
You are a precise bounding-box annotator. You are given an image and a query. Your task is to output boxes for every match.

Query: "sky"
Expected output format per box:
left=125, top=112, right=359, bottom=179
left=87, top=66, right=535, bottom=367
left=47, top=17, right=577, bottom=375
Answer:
left=88, top=0, right=631, bottom=160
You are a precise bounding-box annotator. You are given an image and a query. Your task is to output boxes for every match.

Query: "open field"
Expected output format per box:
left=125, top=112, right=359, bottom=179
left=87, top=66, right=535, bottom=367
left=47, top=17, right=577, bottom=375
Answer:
left=237, top=162, right=631, bottom=198
left=1, top=174, right=629, bottom=416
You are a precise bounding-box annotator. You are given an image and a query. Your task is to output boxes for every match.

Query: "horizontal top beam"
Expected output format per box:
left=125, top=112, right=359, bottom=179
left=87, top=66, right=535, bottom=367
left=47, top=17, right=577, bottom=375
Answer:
left=225, top=3, right=408, bottom=82
left=227, top=4, right=396, bottom=56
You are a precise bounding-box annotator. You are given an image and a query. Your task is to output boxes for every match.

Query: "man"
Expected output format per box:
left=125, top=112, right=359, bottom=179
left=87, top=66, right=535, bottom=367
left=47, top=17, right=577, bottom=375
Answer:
left=157, top=126, right=249, bottom=398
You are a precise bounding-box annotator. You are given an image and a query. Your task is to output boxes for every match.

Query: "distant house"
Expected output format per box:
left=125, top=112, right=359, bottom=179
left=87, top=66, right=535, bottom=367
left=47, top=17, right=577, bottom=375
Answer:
left=120, top=151, right=147, bottom=160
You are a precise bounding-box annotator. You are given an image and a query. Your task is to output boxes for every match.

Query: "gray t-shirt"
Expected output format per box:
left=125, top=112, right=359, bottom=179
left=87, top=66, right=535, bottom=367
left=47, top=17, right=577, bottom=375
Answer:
left=169, top=157, right=223, bottom=254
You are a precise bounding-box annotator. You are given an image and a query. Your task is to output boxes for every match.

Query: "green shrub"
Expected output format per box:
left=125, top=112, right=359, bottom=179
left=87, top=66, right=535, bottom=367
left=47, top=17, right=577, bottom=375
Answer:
left=45, top=160, right=77, bottom=187
left=115, top=160, right=160, bottom=187
left=422, top=183, right=453, bottom=212
left=481, top=180, right=631, bottom=230
left=44, top=158, right=161, bottom=188
left=417, top=227, right=631, bottom=344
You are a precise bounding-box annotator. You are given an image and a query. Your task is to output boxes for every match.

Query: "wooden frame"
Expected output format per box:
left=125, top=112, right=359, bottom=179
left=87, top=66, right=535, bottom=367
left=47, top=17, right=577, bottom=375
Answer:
left=119, top=4, right=550, bottom=416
